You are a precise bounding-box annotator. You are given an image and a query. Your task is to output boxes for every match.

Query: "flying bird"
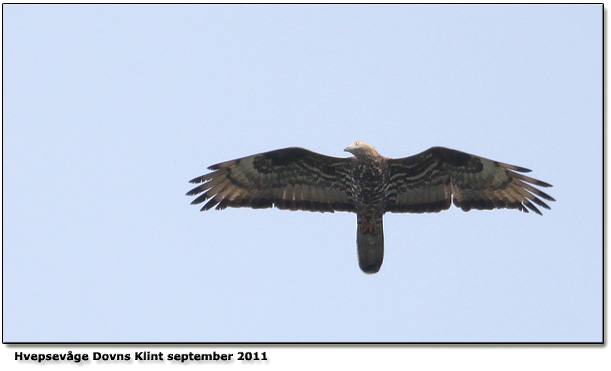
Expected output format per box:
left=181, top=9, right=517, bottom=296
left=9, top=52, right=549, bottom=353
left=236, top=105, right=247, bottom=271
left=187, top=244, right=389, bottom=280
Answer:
left=187, top=142, right=554, bottom=274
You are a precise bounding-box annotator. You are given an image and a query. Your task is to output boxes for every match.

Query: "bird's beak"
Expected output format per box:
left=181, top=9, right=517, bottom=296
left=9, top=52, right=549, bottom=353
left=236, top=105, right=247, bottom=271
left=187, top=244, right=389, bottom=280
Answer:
left=344, top=146, right=351, bottom=152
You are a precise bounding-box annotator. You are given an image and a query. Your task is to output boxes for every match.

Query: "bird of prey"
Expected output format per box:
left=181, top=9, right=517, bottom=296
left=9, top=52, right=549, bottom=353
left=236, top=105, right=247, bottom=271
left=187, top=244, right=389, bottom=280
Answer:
left=187, top=142, right=554, bottom=274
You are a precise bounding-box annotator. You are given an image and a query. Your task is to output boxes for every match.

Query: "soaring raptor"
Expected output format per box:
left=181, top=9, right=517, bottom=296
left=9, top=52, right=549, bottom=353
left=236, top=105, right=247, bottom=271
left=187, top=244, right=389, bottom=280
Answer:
left=187, top=142, right=554, bottom=274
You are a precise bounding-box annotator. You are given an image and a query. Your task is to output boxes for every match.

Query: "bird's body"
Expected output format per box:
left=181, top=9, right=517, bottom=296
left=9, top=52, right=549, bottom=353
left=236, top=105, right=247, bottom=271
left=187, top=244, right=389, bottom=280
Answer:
left=187, top=142, right=554, bottom=274
left=344, top=143, right=389, bottom=272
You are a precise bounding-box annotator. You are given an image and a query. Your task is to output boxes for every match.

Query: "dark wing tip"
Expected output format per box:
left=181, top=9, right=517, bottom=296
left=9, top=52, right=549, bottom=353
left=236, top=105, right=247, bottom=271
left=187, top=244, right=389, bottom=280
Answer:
left=189, top=175, right=208, bottom=184
left=186, top=182, right=211, bottom=196
left=200, top=198, right=219, bottom=211
left=497, top=161, right=532, bottom=173
left=514, top=166, right=532, bottom=173
left=511, top=171, right=553, bottom=189
left=526, top=179, right=552, bottom=188
left=530, top=196, right=552, bottom=210
left=523, top=199, right=542, bottom=215
left=535, top=189, right=555, bottom=202
left=186, top=188, right=199, bottom=196
left=190, top=192, right=210, bottom=205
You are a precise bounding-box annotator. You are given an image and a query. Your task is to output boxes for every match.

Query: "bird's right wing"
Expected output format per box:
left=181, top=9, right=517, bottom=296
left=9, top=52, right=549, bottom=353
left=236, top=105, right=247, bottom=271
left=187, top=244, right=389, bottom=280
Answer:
left=385, top=147, right=554, bottom=214
left=187, top=147, right=356, bottom=212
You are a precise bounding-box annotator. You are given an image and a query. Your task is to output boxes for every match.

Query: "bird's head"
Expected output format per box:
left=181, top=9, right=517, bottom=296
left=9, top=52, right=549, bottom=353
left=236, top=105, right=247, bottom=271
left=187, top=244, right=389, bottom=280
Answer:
left=344, top=141, right=380, bottom=158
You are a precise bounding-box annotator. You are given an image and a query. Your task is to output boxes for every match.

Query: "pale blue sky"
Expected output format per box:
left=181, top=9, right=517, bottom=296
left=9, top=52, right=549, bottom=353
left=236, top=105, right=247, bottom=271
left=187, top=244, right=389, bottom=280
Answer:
left=3, top=4, right=602, bottom=342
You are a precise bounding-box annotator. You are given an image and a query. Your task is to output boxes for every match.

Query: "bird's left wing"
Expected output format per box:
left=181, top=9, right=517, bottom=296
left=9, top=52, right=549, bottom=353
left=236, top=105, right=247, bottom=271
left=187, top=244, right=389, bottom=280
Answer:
left=385, top=147, right=555, bottom=214
left=187, top=147, right=355, bottom=212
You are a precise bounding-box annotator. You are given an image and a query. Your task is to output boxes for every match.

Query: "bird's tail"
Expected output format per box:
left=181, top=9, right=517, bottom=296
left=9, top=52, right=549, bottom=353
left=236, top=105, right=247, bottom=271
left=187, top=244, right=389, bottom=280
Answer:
left=357, top=214, right=384, bottom=274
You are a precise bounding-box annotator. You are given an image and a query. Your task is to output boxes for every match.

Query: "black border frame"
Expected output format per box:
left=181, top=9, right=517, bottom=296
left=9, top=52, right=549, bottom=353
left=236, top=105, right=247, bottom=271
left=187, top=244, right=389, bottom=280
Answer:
left=2, top=2, right=605, bottom=346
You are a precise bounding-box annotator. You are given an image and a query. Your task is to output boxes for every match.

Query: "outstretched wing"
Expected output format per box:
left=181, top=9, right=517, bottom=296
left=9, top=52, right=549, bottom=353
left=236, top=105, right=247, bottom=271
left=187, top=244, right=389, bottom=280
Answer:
left=385, top=147, right=555, bottom=215
left=187, top=147, right=355, bottom=212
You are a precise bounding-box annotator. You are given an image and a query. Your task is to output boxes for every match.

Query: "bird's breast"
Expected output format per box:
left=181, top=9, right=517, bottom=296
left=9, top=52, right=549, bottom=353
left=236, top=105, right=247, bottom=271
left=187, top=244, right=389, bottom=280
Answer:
left=350, top=159, right=389, bottom=212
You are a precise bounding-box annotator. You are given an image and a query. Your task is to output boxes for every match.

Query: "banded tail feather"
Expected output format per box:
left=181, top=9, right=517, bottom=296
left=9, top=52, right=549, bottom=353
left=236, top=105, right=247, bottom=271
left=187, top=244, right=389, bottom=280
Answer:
left=356, top=214, right=384, bottom=274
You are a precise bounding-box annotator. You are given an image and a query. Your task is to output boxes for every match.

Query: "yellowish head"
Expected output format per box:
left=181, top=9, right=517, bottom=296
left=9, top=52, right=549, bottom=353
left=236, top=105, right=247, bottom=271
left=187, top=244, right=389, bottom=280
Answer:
left=344, top=141, right=379, bottom=157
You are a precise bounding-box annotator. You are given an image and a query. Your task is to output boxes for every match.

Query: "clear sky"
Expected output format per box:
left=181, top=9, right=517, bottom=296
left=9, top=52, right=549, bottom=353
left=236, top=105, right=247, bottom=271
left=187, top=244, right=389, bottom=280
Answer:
left=3, top=4, right=602, bottom=342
